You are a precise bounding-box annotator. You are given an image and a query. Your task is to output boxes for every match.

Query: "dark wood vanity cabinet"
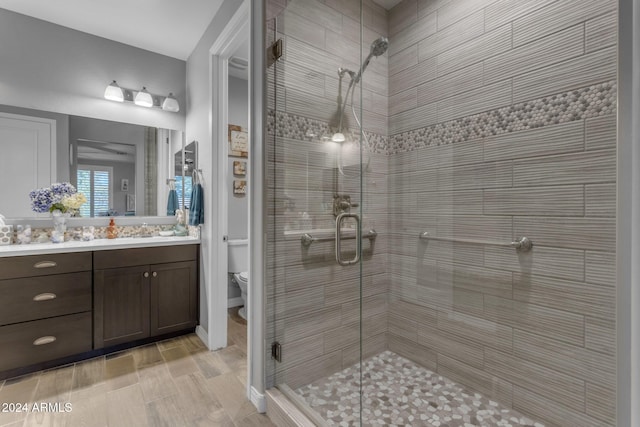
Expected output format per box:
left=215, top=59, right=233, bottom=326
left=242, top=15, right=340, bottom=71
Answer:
left=93, top=245, right=198, bottom=349
left=0, top=253, right=93, bottom=372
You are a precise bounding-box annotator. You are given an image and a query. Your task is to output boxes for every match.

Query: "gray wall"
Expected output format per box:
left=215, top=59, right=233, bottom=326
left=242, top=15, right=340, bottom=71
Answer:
left=0, top=8, right=186, bottom=131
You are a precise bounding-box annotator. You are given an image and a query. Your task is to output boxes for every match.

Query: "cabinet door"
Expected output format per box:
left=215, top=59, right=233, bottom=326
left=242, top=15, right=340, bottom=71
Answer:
left=94, top=265, right=150, bottom=348
left=149, top=261, right=198, bottom=336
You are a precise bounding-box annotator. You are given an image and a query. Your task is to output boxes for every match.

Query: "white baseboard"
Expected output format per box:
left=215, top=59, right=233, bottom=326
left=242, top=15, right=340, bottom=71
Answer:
left=228, top=297, right=244, bottom=308
left=195, top=325, right=209, bottom=349
left=251, top=386, right=266, bottom=413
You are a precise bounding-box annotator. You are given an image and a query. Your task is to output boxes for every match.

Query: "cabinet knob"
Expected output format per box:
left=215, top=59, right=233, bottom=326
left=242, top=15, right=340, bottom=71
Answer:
left=144, top=272, right=150, bottom=278
left=33, top=293, right=57, bottom=302
left=152, top=272, right=157, bottom=277
left=33, top=336, right=57, bottom=346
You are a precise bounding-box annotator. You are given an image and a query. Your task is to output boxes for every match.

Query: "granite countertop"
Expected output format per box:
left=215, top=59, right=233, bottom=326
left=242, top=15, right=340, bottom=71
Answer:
left=0, top=236, right=200, bottom=258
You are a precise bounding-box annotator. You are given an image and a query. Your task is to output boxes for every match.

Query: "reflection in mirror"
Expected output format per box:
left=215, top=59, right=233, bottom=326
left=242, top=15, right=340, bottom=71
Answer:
left=0, top=104, right=182, bottom=219
left=174, top=141, right=197, bottom=211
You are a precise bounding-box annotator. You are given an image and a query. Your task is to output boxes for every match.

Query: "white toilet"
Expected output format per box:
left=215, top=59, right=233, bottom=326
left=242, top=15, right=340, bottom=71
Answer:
left=228, top=239, right=248, bottom=320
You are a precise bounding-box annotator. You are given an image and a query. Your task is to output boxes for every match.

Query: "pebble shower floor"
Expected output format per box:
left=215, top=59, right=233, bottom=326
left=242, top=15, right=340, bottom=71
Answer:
left=296, top=351, right=545, bottom=427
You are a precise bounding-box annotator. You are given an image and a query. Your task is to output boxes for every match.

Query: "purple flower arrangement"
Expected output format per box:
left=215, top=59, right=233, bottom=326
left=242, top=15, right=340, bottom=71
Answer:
left=29, top=182, right=85, bottom=214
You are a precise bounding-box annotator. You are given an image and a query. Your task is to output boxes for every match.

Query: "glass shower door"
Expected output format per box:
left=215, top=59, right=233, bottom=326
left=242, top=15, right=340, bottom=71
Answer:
left=264, top=0, right=381, bottom=425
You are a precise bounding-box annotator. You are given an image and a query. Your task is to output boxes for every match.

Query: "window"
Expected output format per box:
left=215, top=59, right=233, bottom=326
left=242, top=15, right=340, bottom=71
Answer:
left=175, top=175, right=193, bottom=209
left=77, top=165, right=112, bottom=217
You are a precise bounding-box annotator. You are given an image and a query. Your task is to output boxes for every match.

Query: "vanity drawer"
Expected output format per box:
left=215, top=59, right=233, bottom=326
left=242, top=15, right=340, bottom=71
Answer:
left=0, top=272, right=92, bottom=326
left=0, top=252, right=92, bottom=280
left=0, top=312, right=92, bottom=372
left=94, top=245, right=198, bottom=269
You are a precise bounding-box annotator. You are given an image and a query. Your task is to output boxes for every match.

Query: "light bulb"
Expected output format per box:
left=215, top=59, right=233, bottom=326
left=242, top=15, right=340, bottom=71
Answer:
left=134, top=87, right=153, bottom=108
left=104, top=80, right=124, bottom=102
left=162, top=93, right=180, bottom=112
left=331, top=132, right=346, bottom=142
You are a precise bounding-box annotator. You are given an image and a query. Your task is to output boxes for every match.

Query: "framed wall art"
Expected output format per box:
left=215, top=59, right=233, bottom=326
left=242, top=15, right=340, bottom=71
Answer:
left=228, top=124, right=248, bottom=157
left=233, top=160, right=246, bottom=176
left=233, top=180, right=246, bottom=195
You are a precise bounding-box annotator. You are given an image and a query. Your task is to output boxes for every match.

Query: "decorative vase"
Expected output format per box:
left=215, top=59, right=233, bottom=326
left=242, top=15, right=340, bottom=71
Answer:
left=51, top=210, right=70, bottom=243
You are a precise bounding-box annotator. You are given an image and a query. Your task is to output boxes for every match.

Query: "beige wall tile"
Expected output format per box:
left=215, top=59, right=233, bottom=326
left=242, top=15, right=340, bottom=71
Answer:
left=514, top=216, right=616, bottom=251
left=586, top=183, right=616, bottom=217
left=513, top=385, right=608, bottom=427
left=483, top=185, right=585, bottom=216
left=514, top=329, right=616, bottom=389
left=513, top=0, right=617, bottom=47
left=436, top=354, right=513, bottom=406
left=586, top=114, right=617, bottom=151
left=418, top=324, right=485, bottom=368
left=585, top=316, right=616, bottom=355
left=418, top=10, right=485, bottom=62
left=484, top=245, right=585, bottom=282
left=586, top=10, right=618, bottom=53
left=437, top=310, right=513, bottom=353
left=485, top=24, right=585, bottom=85
left=513, top=149, right=616, bottom=188
left=387, top=333, right=438, bottom=370
left=437, top=24, right=512, bottom=77
left=585, top=251, right=616, bottom=287
left=485, top=348, right=585, bottom=411
left=485, top=0, right=556, bottom=32
left=484, top=295, right=585, bottom=346
left=513, top=273, right=615, bottom=321
left=437, top=80, right=512, bottom=122
left=436, top=0, right=496, bottom=30
left=484, top=120, right=584, bottom=162
left=513, top=47, right=617, bottom=103
left=586, top=382, right=616, bottom=425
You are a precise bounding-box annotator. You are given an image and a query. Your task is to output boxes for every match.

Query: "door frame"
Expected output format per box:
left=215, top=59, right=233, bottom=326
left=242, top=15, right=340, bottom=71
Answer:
left=204, top=0, right=263, bottom=410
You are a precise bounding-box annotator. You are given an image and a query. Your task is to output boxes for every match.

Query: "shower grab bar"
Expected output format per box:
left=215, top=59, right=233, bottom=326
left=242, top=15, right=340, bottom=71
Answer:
left=300, top=229, right=377, bottom=247
left=419, top=232, right=533, bottom=252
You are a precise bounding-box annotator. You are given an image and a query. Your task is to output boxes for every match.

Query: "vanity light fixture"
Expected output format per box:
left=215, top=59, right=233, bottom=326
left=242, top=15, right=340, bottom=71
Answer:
left=134, top=87, right=153, bottom=108
left=103, top=82, right=180, bottom=113
left=162, top=93, right=180, bottom=112
left=104, top=80, right=124, bottom=102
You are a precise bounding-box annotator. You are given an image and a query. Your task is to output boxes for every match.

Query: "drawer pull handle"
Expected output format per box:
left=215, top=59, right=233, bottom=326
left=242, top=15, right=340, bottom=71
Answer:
left=33, top=336, right=57, bottom=346
left=33, top=293, right=57, bottom=302
left=144, top=272, right=149, bottom=278
left=152, top=272, right=157, bottom=277
left=34, top=261, right=57, bottom=269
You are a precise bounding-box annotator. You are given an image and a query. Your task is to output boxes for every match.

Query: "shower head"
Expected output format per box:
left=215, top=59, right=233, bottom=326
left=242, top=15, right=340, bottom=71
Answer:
left=369, top=36, right=389, bottom=57
left=353, top=36, right=389, bottom=83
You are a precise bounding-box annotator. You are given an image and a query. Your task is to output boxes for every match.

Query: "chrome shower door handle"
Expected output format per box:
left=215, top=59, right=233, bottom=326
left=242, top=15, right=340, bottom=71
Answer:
left=335, top=213, right=361, bottom=266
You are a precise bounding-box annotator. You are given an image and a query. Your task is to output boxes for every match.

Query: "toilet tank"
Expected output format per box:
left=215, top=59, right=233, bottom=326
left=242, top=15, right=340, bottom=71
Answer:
left=228, top=239, right=248, bottom=273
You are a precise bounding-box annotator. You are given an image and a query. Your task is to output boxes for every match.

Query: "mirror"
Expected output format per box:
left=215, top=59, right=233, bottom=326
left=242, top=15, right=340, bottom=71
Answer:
left=0, top=104, right=184, bottom=219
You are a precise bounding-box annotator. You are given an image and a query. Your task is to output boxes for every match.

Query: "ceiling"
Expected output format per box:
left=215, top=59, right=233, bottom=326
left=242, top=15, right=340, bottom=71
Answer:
left=0, top=0, right=224, bottom=60
left=372, top=0, right=403, bottom=9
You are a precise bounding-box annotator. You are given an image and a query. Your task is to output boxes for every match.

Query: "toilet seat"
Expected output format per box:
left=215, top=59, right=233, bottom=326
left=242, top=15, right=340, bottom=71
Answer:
left=238, top=271, right=248, bottom=282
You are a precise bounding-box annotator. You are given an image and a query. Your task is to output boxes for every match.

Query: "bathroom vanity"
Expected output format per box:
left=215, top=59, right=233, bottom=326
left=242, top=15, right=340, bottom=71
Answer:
left=0, top=237, right=199, bottom=379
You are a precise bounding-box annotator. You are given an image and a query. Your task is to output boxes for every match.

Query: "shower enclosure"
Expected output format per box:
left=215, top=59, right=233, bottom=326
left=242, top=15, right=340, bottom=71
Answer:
left=265, top=0, right=618, bottom=425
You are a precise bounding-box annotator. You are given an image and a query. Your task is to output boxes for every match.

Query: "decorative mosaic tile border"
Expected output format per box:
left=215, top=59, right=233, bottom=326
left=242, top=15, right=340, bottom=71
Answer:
left=6, top=224, right=200, bottom=245
left=268, top=80, right=616, bottom=155
left=266, top=109, right=389, bottom=155
left=388, top=80, right=616, bottom=154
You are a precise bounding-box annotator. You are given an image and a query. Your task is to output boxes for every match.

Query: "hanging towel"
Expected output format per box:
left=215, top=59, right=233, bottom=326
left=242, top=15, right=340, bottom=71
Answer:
left=166, top=189, right=179, bottom=215
left=189, top=183, right=204, bottom=225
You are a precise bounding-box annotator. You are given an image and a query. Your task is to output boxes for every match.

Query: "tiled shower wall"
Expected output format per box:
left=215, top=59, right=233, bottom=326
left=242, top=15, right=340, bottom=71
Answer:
left=386, top=0, right=617, bottom=426
left=265, top=0, right=618, bottom=425
left=265, top=0, right=392, bottom=389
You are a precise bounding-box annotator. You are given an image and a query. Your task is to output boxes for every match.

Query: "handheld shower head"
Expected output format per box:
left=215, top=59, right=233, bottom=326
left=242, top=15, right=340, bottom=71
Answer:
left=353, top=36, right=389, bottom=83
left=369, top=36, right=389, bottom=57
